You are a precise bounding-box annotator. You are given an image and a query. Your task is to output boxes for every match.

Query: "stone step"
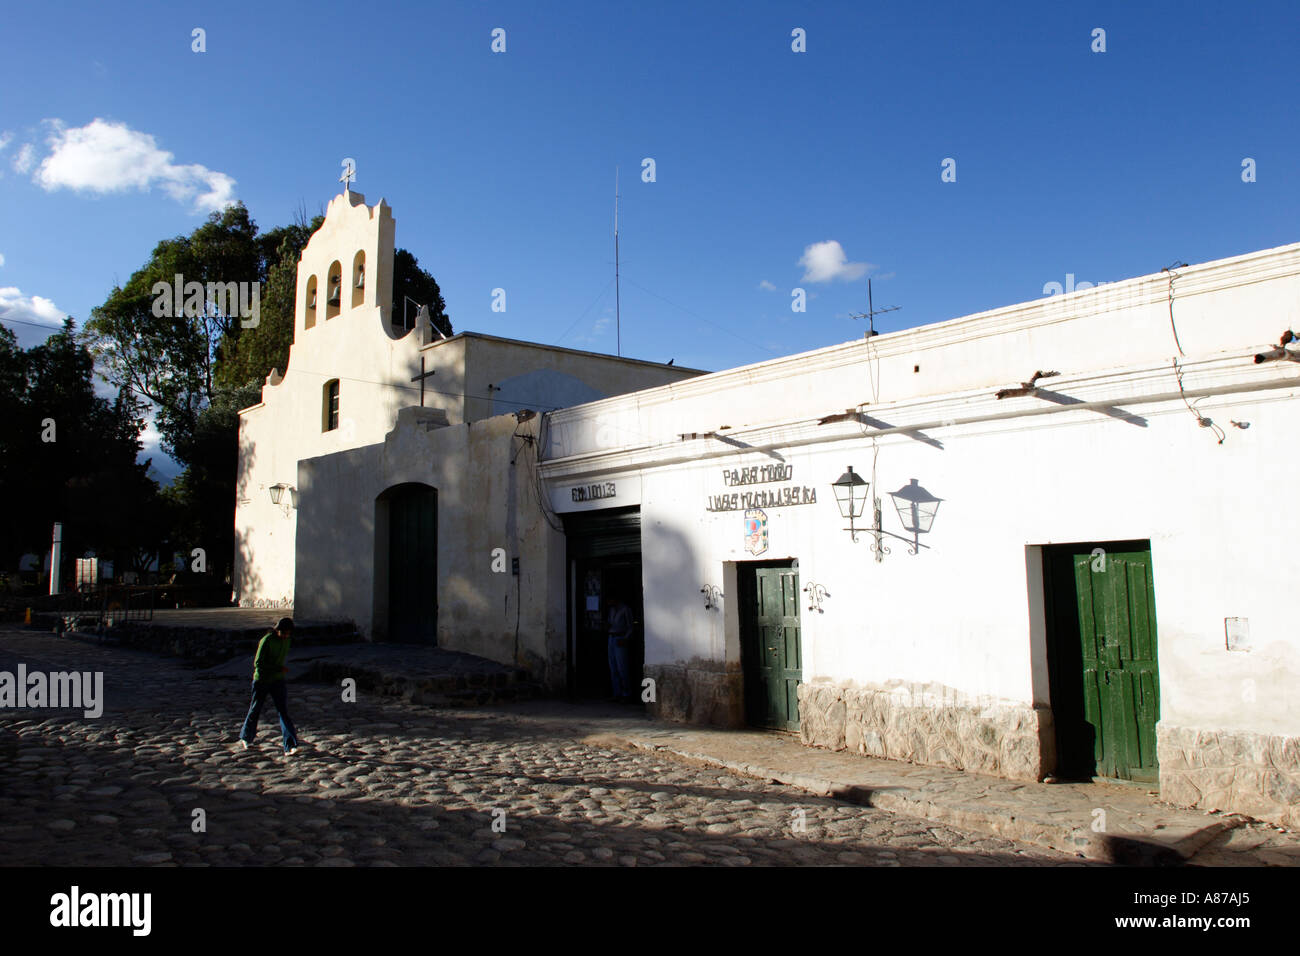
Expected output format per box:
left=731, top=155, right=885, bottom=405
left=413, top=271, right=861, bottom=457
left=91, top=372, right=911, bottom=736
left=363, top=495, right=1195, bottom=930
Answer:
left=303, top=653, right=542, bottom=709
left=33, top=618, right=362, bottom=669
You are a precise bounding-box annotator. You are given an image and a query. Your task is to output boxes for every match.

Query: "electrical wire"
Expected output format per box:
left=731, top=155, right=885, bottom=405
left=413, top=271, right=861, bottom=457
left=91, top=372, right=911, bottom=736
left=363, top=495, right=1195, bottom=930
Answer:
left=1163, top=262, right=1187, bottom=357
left=1163, top=261, right=1224, bottom=444
left=620, top=274, right=784, bottom=357
left=1172, top=357, right=1225, bottom=444
left=552, top=278, right=614, bottom=347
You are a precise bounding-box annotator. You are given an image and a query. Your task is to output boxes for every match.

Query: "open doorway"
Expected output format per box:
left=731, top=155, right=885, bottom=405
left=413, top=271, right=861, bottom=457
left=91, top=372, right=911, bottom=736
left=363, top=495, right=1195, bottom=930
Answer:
left=562, top=507, right=643, bottom=699
left=1042, top=540, right=1160, bottom=783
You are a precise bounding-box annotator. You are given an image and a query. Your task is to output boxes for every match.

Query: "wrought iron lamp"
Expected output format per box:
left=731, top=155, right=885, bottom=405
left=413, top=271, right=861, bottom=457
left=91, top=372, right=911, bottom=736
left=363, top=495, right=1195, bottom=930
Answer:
left=832, top=468, right=940, bottom=557
left=831, top=466, right=870, bottom=541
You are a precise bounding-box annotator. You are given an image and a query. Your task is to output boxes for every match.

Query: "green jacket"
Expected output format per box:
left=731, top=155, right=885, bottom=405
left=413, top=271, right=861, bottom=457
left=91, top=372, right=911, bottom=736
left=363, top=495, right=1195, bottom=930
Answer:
left=253, top=631, right=290, bottom=683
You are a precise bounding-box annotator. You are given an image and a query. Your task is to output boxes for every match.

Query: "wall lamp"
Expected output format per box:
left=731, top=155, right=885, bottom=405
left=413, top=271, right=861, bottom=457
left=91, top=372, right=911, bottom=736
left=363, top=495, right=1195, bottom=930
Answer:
left=831, top=467, right=941, bottom=558
left=269, top=484, right=297, bottom=513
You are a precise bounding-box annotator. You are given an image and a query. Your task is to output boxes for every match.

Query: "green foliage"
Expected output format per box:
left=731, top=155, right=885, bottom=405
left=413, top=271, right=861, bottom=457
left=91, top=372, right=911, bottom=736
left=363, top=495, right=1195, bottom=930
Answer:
left=0, top=318, right=165, bottom=576
left=393, top=249, right=454, bottom=338
left=83, top=202, right=264, bottom=460
left=214, top=216, right=324, bottom=392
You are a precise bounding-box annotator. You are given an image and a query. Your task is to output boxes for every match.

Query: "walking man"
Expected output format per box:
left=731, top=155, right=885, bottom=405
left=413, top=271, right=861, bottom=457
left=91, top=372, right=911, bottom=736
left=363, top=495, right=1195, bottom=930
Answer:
left=238, top=617, right=300, bottom=755
left=606, top=594, right=634, bottom=703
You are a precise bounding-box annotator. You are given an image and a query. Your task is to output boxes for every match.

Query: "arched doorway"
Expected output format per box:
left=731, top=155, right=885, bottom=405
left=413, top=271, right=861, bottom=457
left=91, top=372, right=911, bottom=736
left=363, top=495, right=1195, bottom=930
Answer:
left=375, top=483, right=438, bottom=643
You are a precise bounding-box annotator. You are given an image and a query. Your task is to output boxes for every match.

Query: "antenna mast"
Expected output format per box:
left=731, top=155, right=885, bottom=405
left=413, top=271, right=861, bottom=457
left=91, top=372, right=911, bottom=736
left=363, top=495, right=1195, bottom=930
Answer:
left=614, top=167, right=621, bottom=356
left=850, top=278, right=900, bottom=337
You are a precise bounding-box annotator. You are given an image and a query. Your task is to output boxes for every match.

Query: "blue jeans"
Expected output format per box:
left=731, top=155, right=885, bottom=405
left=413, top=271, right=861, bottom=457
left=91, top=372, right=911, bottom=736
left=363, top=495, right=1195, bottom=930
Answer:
left=608, top=635, right=630, bottom=699
left=239, top=680, right=298, bottom=751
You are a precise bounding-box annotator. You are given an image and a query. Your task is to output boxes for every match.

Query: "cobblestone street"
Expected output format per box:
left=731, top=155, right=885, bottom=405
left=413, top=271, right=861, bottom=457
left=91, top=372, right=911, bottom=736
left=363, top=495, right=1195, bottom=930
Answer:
left=0, top=630, right=1096, bottom=866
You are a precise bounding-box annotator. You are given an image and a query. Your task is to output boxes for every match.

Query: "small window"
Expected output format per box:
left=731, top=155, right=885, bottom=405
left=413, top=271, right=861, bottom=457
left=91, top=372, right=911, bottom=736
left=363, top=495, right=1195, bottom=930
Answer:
left=323, top=379, right=340, bottom=431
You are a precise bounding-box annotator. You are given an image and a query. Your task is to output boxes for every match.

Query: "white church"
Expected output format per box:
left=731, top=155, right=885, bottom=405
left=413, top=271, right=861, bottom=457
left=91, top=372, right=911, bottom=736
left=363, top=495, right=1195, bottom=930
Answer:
left=235, top=188, right=1300, bottom=829
left=232, top=189, right=698, bottom=657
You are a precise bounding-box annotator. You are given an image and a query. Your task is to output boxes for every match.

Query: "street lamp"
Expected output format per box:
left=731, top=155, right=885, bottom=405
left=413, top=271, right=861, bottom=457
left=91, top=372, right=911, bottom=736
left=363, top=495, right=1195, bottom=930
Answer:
left=831, top=466, right=870, bottom=541
left=832, top=467, right=941, bottom=556
left=269, top=483, right=288, bottom=505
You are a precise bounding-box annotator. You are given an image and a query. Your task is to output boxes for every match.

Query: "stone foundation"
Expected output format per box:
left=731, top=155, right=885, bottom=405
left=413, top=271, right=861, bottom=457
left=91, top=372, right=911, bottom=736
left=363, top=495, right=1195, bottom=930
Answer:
left=645, top=660, right=743, bottom=728
left=1158, top=724, right=1300, bottom=829
left=797, top=680, right=1052, bottom=782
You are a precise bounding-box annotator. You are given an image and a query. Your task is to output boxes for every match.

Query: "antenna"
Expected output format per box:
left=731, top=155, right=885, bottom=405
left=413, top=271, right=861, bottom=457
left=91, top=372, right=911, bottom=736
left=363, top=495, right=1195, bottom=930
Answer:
left=849, top=278, right=899, bottom=337
left=614, top=167, right=621, bottom=357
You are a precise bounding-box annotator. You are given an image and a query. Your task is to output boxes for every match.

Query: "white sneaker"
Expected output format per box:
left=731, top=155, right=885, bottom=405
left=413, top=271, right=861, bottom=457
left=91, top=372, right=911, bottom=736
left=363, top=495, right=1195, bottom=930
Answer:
left=238, top=739, right=249, bottom=750
left=286, top=746, right=299, bottom=756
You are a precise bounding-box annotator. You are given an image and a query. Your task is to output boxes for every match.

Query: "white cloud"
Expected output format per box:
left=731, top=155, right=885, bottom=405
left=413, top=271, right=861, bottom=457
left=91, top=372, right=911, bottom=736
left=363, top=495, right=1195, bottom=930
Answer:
left=798, top=240, right=872, bottom=283
left=0, top=253, right=5, bottom=267
left=758, top=279, right=777, bottom=291
left=573, top=314, right=613, bottom=347
left=33, top=118, right=237, bottom=212
left=0, top=132, right=11, bottom=153
left=13, top=143, right=35, bottom=174
left=0, top=285, right=67, bottom=328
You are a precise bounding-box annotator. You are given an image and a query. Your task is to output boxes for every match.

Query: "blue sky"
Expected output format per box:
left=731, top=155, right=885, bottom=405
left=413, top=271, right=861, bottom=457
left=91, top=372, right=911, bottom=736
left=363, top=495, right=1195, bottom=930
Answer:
left=1, top=1, right=1296, bottom=478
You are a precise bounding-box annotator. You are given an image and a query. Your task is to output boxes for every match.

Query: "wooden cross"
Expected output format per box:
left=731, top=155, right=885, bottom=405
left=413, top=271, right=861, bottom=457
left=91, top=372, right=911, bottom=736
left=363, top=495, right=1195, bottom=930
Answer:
left=411, top=356, right=436, bottom=406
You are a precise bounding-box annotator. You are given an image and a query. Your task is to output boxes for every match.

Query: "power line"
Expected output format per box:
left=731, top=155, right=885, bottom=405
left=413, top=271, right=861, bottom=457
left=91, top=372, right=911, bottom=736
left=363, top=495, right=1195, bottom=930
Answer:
left=552, top=278, right=613, bottom=347
left=0, top=316, right=74, bottom=332
left=619, top=274, right=783, bottom=357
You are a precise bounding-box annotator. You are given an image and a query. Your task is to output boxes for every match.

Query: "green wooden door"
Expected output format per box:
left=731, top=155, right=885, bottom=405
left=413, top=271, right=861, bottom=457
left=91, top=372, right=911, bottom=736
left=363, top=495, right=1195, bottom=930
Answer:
left=388, top=485, right=437, bottom=643
left=1048, top=544, right=1159, bottom=782
left=741, top=563, right=802, bottom=731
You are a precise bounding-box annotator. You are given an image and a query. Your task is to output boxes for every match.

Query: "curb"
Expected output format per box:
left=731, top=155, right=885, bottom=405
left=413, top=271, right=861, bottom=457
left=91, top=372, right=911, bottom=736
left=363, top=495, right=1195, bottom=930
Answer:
left=594, top=732, right=1246, bottom=865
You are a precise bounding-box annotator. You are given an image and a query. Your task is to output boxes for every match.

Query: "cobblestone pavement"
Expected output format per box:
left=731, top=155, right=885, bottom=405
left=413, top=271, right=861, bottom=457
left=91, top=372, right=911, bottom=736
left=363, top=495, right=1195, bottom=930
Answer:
left=0, top=630, right=1098, bottom=867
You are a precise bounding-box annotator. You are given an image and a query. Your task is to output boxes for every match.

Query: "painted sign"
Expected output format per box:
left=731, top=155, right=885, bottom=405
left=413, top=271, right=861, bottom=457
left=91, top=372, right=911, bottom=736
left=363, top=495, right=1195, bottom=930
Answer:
left=571, top=481, right=616, bottom=503
left=707, top=462, right=817, bottom=512
left=551, top=473, right=641, bottom=513
left=744, top=508, right=769, bottom=555
left=724, top=464, right=793, bottom=486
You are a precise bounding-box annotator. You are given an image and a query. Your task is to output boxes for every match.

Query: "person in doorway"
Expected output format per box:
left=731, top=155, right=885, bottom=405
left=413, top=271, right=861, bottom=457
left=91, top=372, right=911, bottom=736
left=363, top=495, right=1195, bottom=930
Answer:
left=238, top=617, right=300, bottom=755
left=606, top=594, right=635, bottom=703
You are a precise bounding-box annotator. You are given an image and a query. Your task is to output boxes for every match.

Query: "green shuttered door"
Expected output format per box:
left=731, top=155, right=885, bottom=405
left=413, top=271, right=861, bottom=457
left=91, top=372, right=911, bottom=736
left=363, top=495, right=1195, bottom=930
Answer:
left=1047, top=543, right=1159, bottom=782
left=741, top=563, right=802, bottom=731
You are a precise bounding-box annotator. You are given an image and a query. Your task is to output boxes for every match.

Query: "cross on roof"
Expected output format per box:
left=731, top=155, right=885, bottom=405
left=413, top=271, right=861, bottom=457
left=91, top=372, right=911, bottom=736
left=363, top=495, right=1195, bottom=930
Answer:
left=411, top=356, right=436, bottom=406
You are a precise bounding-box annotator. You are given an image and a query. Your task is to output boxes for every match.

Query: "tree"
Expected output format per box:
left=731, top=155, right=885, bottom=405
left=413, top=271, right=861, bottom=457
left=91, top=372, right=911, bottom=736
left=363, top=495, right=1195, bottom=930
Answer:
left=392, top=249, right=453, bottom=338
left=83, top=203, right=263, bottom=460
left=214, top=215, right=324, bottom=392
left=0, top=318, right=163, bottom=581
left=0, top=324, right=34, bottom=569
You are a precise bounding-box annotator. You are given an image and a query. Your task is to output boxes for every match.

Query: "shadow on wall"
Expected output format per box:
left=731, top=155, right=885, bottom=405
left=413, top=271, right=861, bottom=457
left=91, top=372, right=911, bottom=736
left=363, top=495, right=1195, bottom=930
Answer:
left=232, top=428, right=263, bottom=605
left=294, top=456, right=378, bottom=630
left=638, top=518, right=741, bottom=726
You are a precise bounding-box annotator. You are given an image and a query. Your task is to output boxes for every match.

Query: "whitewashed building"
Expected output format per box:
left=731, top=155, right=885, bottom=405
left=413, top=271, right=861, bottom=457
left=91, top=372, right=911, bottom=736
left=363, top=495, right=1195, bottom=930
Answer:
left=233, top=191, right=699, bottom=631
left=539, top=242, right=1300, bottom=828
